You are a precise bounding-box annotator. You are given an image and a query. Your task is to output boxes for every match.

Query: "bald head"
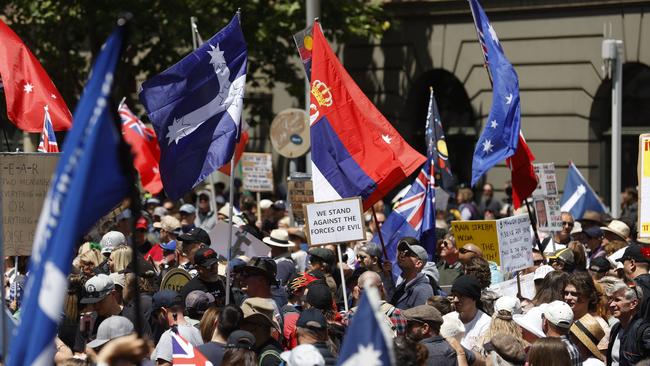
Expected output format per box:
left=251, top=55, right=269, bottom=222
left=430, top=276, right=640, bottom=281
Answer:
left=459, top=243, right=483, bottom=265
left=358, top=271, right=382, bottom=289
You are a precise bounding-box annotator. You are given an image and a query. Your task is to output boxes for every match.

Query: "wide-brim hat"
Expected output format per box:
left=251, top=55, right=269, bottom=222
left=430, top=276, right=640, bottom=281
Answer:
left=241, top=297, right=280, bottom=330
left=239, top=257, right=277, bottom=282
left=263, top=229, right=293, bottom=248
left=600, top=220, right=630, bottom=242
left=569, top=314, right=605, bottom=361
left=578, top=211, right=605, bottom=227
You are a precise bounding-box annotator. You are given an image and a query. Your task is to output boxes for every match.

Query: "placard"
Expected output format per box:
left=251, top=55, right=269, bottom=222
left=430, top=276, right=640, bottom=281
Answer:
left=534, top=197, right=562, bottom=232
left=488, top=272, right=536, bottom=300
left=639, top=134, right=650, bottom=238
left=241, top=152, right=273, bottom=192
left=1, top=153, right=58, bottom=256
left=209, top=220, right=269, bottom=258
left=497, top=214, right=534, bottom=272
left=304, top=197, right=365, bottom=246
left=287, top=174, right=313, bottom=226
left=160, top=268, right=191, bottom=291
left=532, top=163, right=558, bottom=198
left=451, top=220, right=500, bottom=263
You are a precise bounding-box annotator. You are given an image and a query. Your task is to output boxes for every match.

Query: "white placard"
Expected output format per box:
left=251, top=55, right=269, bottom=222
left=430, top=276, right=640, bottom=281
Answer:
left=304, top=197, right=365, bottom=246
left=497, top=214, right=534, bottom=272
left=241, top=152, right=274, bottom=192
left=489, top=272, right=536, bottom=300
left=209, top=220, right=269, bottom=258
left=532, top=163, right=558, bottom=198
left=534, top=197, right=562, bottom=232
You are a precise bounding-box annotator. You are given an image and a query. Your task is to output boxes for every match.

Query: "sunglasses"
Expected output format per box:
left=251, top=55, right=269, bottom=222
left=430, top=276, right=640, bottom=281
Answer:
left=459, top=248, right=476, bottom=255
left=533, top=259, right=544, bottom=265
left=439, top=241, right=450, bottom=249
left=357, top=255, right=367, bottom=260
left=562, top=221, right=574, bottom=227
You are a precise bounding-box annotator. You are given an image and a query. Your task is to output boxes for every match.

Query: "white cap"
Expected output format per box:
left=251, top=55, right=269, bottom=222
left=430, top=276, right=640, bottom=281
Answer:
left=513, top=306, right=545, bottom=339
left=494, top=296, right=522, bottom=315
left=179, top=203, right=196, bottom=214
left=543, top=300, right=574, bottom=328
left=280, top=344, right=325, bottom=366
left=153, top=206, right=168, bottom=217
left=100, top=231, right=126, bottom=254
left=260, top=199, right=273, bottom=210
left=534, top=265, right=555, bottom=281
left=86, top=316, right=134, bottom=348
left=109, top=272, right=126, bottom=288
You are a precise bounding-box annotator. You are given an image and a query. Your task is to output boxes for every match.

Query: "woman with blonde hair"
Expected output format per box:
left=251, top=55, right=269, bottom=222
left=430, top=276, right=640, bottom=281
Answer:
left=479, top=296, right=527, bottom=352
left=108, top=245, right=133, bottom=273
left=76, top=249, right=103, bottom=277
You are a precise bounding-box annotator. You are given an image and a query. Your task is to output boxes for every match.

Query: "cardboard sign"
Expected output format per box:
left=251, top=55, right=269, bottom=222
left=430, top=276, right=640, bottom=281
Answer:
left=304, top=197, right=365, bottom=246
left=160, top=268, right=191, bottom=292
left=534, top=197, right=562, bottom=232
left=639, top=134, right=650, bottom=238
left=451, top=220, right=500, bottom=263
left=241, top=152, right=273, bottom=192
left=209, top=220, right=269, bottom=258
left=497, top=215, right=534, bottom=272
left=1, top=153, right=58, bottom=256
left=532, top=163, right=559, bottom=198
left=287, top=175, right=313, bottom=226
left=489, top=272, right=536, bottom=300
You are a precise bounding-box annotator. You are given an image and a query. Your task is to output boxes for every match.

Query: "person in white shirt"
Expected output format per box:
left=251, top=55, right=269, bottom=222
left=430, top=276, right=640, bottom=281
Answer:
left=449, top=275, right=491, bottom=354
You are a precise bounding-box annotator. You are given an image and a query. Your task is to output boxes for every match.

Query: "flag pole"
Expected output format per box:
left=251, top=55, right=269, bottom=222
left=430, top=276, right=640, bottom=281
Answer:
left=371, top=206, right=389, bottom=260
left=524, top=199, right=545, bottom=255
left=225, top=154, right=235, bottom=305
left=336, top=244, right=350, bottom=313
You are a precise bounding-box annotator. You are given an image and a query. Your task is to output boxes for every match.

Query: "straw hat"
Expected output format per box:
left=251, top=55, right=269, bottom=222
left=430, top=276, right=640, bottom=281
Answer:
left=569, top=313, right=605, bottom=361
left=600, top=220, right=630, bottom=241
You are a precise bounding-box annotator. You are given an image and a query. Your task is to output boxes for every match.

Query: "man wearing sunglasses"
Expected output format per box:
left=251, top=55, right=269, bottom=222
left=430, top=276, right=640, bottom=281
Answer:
left=389, top=237, right=434, bottom=309
left=437, top=235, right=463, bottom=287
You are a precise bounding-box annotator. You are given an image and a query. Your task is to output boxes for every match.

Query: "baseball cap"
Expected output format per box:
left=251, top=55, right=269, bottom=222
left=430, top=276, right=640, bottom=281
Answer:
left=179, top=204, right=196, bottom=215
left=281, top=344, right=325, bottom=366
left=542, top=300, right=574, bottom=328
left=185, top=290, right=215, bottom=315
left=401, top=304, right=443, bottom=324
left=306, top=283, right=333, bottom=311
left=534, top=265, right=555, bottom=281
left=160, top=240, right=177, bottom=251
left=397, top=237, right=429, bottom=262
left=136, top=217, right=148, bottom=230
left=225, top=330, right=256, bottom=350
left=153, top=290, right=183, bottom=310
left=589, top=256, right=612, bottom=273
left=86, top=316, right=134, bottom=349
left=483, top=334, right=526, bottom=365
left=146, top=197, right=161, bottom=206
left=616, top=244, right=650, bottom=264
left=179, top=227, right=211, bottom=245
left=100, top=231, right=126, bottom=255
left=109, top=272, right=126, bottom=289
left=158, top=215, right=182, bottom=233
left=583, top=226, right=603, bottom=238
left=547, top=248, right=575, bottom=266
left=153, top=206, right=168, bottom=218
left=81, top=274, right=115, bottom=304
left=259, top=199, right=273, bottom=210
left=494, top=296, right=522, bottom=317
left=359, top=243, right=383, bottom=259
left=513, top=306, right=545, bottom=339
left=194, top=247, right=219, bottom=268
left=297, top=308, right=327, bottom=330
left=309, top=248, right=335, bottom=264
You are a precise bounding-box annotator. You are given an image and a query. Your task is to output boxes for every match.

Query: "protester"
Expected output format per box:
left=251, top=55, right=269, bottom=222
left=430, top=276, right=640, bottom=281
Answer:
left=457, top=188, right=480, bottom=220
left=437, top=234, right=464, bottom=287
left=239, top=297, right=283, bottom=366
left=540, top=300, right=581, bottom=366
left=295, top=308, right=337, bottom=365
left=198, top=304, right=243, bottom=365
left=221, top=330, right=258, bottom=366
left=349, top=271, right=407, bottom=337
left=263, top=229, right=297, bottom=286
left=606, top=281, right=650, bottom=365
left=482, top=333, right=527, bottom=366
left=280, top=344, right=326, bottom=366
left=185, top=290, right=215, bottom=326
left=554, top=212, right=576, bottom=246
left=86, top=315, right=134, bottom=350
left=449, top=275, right=491, bottom=354
left=548, top=248, right=576, bottom=272
left=533, top=270, right=569, bottom=306
left=528, top=337, right=572, bottom=366
left=479, top=296, right=525, bottom=348
left=616, top=244, right=650, bottom=318
left=569, top=314, right=606, bottom=366
left=390, top=237, right=434, bottom=309
left=356, top=242, right=396, bottom=299
left=179, top=247, right=226, bottom=304
left=479, top=183, right=502, bottom=219
left=195, top=190, right=217, bottom=232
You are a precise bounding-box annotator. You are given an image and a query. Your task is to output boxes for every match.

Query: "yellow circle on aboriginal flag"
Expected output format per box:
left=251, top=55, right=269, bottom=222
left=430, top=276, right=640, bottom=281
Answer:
left=304, top=35, right=313, bottom=51
left=437, top=140, right=449, bottom=157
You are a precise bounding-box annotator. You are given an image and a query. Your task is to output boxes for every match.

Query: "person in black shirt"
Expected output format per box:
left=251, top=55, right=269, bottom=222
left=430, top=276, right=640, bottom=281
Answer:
left=240, top=297, right=283, bottom=366
left=179, top=247, right=225, bottom=306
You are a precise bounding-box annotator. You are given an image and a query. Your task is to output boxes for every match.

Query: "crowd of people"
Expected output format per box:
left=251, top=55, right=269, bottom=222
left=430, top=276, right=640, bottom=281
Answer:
left=4, top=182, right=650, bottom=366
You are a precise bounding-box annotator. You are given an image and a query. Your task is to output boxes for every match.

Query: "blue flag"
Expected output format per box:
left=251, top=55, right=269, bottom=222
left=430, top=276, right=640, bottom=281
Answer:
left=560, top=162, right=607, bottom=219
left=469, top=0, right=521, bottom=186
left=427, top=89, right=455, bottom=193
left=6, top=24, right=129, bottom=366
left=337, top=287, right=394, bottom=366
left=139, top=13, right=247, bottom=200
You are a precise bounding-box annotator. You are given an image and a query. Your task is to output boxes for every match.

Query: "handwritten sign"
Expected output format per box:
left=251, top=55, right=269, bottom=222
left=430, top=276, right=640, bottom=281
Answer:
left=451, top=220, right=500, bottom=263
left=241, top=152, right=274, bottom=192
left=304, top=197, right=365, bottom=246
left=533, top=163, right=558, bottom=198
left=639, top=134, right=650, bottom=238
left=489, top=272, right=536, bottom=300
left=287, top=175, right=313, bottom=226
left=209, top=220, right=269, bottom=258
left=534, top=196, right=562, bottom=232
left=1, top=153, right=58, bottom=256
left=497, top=214, right=534, bottom=272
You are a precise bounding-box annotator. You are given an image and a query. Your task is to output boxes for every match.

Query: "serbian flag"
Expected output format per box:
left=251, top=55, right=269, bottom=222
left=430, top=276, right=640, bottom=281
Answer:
left=309, top=23, right=425, bottom=211
left=37, top=106, right=59, bottom=153
left=118, top=101, right=163, bottom=194
left=0, top=19, right=72, bottom=132
left=508, top=133, right=537, bottom=209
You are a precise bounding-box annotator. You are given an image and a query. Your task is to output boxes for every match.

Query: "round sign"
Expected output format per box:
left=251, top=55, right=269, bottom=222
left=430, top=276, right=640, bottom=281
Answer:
left=160, top=268, right=191, bottom=292
left=270, top=108, right=310, bottom=158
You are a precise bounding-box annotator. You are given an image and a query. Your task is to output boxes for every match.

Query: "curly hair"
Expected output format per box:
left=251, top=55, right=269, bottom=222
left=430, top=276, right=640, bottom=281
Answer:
left=464, top=256, right=491, bottom=289
left=428, top=295, right=453, bottom=315
left=533, top=270, right=569, bottom=306
left=567, top=241, right=587, bottom=271
left=567, top=271, right=601, bottom=314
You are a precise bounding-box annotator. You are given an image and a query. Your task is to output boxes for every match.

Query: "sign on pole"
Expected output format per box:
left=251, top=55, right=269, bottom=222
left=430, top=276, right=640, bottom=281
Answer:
left=638, top=134, right=650, bottom=238
left=532, top=163, right=562, bottom=232
left=304, top=197, right=365, bottom=246
left=241, top=152, right=274, bottom=192
left=209, top=220, right=269, bottom=259
left=451, top=220, right=500, bottom=263
left=1, top=153, right=58, bottom=256
left=287, top=174, right=313, bottom=226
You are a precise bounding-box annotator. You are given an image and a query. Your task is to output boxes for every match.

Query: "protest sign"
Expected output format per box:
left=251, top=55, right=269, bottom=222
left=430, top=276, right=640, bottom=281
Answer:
left=304, top=197, right=365, bottom=246
left=241, top=152, right=273, bottom=192
left=1, top=153, right=58, bottom=256
left=451, top=220, right=500, bottom=263
left=209, top=220, right=269, bottom=258
left=639, top=134, right=650, bottom=238
left=534, top=196, right=562, bottom=232
left=287, top=174, right=313, bottom=226
left=489, top=272, right=536, bottom=300
left=160, top=268, right=191, bottom=292
left=532, top=163, right=558, bottom=198
left=497, top=214, right=534, bottom=272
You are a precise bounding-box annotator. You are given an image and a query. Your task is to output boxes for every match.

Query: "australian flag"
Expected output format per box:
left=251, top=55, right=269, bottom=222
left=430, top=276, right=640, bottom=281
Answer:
left=139, top=13, right=247, bottom=200
left=36, top=105, right=59, bottom=152
left=7, top=23, right=130, bottom=366
left=426, top=89, right=454, bottom=193
left=469, top=0, right=522, bottom=187
left=560, top=162, right=607, bottom=219
left=337, top=287, right=394, bottom=366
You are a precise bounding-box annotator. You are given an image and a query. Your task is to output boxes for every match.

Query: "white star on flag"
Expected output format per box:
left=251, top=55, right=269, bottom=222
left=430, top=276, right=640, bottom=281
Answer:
left=488, top=24, right=500, bottom=44
left=505, top=93, right=513, bottom=104
left=381, top=134, right=392, bottom=144
left=24, top=82, right=34, bottom=93
left=490, top=120, right=498, bottom=129
left=482, top=139, right=493, bottom=153
left=51, top=94, right=57, bottom=99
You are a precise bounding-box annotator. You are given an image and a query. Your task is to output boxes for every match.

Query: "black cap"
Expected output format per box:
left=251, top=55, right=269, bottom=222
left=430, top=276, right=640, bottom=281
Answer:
left=179, top=227, right=211, bottom=245
left=297, top=308, right=327, bottom=330
left=225, top=330, right=256, bottom=350
left=589, top=257, right=612, bottom=273
left=306, top=282, right=333, bottom=311
left=153, top=290, right=183, bottom=310
left=194, top=247, right=219, bottom=268
left=616, top=244, right=650, bottom=264
left=309, top=247, right=335, bottom=264
left=451, top=275, right=482, bottom=302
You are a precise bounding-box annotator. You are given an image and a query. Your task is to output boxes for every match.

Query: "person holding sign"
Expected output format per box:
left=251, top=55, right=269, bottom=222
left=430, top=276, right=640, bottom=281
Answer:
left=389, top=238, right=434, bottom=310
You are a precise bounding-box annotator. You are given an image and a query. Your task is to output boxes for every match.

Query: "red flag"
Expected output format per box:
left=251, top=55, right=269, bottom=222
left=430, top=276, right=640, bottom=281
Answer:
left=118, top=102, right=163, bottom=194
left=0, top=19, right=72, bottom=132
left=508, top=133, right=537, bottom=209
left=218, top=124, right=248, bottom=175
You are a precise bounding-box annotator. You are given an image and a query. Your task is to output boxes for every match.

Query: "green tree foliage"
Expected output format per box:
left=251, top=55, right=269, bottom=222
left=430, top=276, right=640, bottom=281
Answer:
left=2, top=0, right=389, bottom=126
